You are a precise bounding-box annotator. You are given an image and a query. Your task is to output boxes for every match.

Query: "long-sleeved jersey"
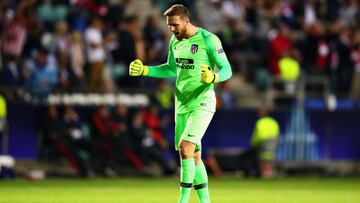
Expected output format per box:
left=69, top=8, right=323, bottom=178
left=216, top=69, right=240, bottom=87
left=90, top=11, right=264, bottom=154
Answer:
left=148, top=28, right=232, bottom=114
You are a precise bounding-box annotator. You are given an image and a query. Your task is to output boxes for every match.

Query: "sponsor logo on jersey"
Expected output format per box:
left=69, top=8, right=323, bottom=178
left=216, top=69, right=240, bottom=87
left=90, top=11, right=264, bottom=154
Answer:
left=176, top=58, right=195, bottom=69
left=190, top=44, right=198, bottom=54
left=217, top=48, right=224, bottom=54
left=188, top=134, right=196, bottom=137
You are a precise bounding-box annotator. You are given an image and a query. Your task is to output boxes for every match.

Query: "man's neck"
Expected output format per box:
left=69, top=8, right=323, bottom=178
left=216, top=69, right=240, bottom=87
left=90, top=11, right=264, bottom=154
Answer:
left=185, top=24, right=199, bottom=39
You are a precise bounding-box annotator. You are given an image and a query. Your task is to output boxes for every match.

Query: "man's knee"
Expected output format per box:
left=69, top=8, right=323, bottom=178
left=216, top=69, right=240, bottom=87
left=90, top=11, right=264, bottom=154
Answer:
left=179, top=141, right=196, bottom=159
left=193, top=151, right=202, bottom=165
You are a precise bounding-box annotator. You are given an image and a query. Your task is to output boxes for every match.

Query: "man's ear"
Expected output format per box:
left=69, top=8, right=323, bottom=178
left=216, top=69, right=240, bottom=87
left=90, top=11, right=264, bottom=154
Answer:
left=185, top=18, right=190, bottom=25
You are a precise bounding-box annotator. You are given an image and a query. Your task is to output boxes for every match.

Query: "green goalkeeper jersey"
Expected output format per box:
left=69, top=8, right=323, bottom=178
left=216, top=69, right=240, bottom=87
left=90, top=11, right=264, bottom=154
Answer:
left=148, top=28, right=232, bottom=114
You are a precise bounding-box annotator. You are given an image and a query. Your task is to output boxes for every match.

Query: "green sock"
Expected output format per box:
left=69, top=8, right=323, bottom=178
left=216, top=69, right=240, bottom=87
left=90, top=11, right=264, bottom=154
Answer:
left=178, top=159, right=196, bottom=203
left=194, top=161, right=211, bottom=203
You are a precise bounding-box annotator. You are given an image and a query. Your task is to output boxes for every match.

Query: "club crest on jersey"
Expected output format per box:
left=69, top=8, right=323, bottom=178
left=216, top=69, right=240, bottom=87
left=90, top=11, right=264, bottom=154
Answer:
left=190, top=44, right=198, bottom=54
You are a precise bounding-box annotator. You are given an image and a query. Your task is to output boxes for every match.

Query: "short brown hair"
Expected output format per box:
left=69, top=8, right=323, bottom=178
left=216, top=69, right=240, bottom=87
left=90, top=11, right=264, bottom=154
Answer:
left=163, top=4, right=189, bottom=19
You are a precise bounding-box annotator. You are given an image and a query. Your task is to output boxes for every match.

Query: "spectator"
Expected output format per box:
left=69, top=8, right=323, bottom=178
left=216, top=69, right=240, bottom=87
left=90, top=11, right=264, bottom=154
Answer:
left=221, top=0, right=246, bottom=22
left=1, top=1, right=30, bottom=62
left=130, top=111, right=175, bottom=175
left=349, top=29, right=360, bottom=101
left=141, top=105, right=170, bottom=151
left=219, top=17, right=259, bottom=79
left=268, top=22, right=293, bottom=76
left=330, top=26, right=353, bottom=94
left=143, top=15, right=167, bottom=65
left=0, top=93, right=7, bottom=154
left=51, top=21, right=71, bottom=54
left=239, top=106, right=280, bottom=178
left=56, top=51, right=71, bottom=92
left=195, top=0, right=226, bottom=34
left=130, top=15, right=146, bottom=75
left=216, top=81, right=236, bottom=110
left=39, top=105, right=63, bottom=160
left=22, top=12, right=43, bottom=58
left=0, top=56, right=20, bottom=88
left=302, top=21, right=330, bottom=74
left=69, top=31, right=85, bottom=90
left=206, top=105, right=280, bottom=177
left=112, top=15, right=139, bottom=88
left=23, top=48, right=58, bottom=99
left=293, top=0, right=328, bottom=30
left=105, top=0, right=125, bottom=28
left=92, top=105, right=144, bottom=173
left=111, top=104, right=130, bottom=139
left=85, top=17, right=106, bottom=92
left=62, top=105, right=103, bottom=176
left=102, top=31, right=117, bottom=92
left=154, top=80, right=173, bottom=110
left=39, top=105, right=88, bottom=177
left=338, top=0, right=359, bottom=27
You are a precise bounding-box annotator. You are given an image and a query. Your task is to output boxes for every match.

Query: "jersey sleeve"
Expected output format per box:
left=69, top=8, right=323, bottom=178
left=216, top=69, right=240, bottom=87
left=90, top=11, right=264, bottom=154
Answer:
left=147, top=36, right=177, bottom=78
left=206, top=34, right=232, bottom=82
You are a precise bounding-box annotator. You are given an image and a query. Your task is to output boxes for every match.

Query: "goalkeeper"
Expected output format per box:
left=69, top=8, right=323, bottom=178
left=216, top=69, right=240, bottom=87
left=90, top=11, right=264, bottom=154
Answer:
left=129, top=4, right=232, bottom=203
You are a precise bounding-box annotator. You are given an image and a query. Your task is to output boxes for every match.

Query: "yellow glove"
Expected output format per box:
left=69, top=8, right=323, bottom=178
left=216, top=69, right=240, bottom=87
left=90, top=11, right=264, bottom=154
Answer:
left=201, top=65, right=219, bottom=83
left=129, top=59, right=149, bottom=76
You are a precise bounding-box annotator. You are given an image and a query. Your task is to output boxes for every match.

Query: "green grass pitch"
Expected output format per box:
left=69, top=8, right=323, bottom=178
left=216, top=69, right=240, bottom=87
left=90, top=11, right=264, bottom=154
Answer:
left=0, top=177, right=359, bottom=203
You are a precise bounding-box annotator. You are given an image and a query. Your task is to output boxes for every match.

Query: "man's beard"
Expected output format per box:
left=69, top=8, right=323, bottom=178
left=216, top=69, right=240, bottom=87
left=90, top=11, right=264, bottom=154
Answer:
left=174, top=29, right=186, bottom=40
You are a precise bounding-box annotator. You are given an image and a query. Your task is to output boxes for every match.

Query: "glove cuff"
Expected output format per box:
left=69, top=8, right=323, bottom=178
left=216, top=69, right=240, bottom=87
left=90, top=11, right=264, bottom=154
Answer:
left=142, top=66, right=149, bottom=76
left=212, top=73, right=219, bottom=83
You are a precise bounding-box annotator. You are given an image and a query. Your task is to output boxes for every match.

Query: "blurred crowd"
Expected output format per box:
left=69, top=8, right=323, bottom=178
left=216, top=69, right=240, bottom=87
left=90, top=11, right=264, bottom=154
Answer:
left=197, top=0, right=360, bottom=100
left=0, top=0, right=359, bottom=104
left=0, top=0, right=173, bottom=99
left=0, top=0, right=359, bottom=177
left=39, top=104, right=176, bottom=177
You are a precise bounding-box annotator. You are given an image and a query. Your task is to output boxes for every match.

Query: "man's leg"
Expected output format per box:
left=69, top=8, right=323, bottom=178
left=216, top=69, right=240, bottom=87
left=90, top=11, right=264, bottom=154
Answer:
left=193, top=150, right=210, bottom=203
left=178, top=141, right=196, bottom=203
left=175, top=110, right=214, bottom=203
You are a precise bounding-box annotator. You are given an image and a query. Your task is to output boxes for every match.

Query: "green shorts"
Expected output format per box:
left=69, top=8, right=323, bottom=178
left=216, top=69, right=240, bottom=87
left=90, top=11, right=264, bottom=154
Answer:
left=175, top=109, right=214, bottom=151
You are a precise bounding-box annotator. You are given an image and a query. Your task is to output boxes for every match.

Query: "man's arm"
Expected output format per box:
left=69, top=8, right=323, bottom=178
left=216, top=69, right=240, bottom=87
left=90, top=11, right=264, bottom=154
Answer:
left=206, top=34, right=232, bottom=82
left=147, top=48, right=177, bottom=78
left=129, top=36, right=177, bottom=78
